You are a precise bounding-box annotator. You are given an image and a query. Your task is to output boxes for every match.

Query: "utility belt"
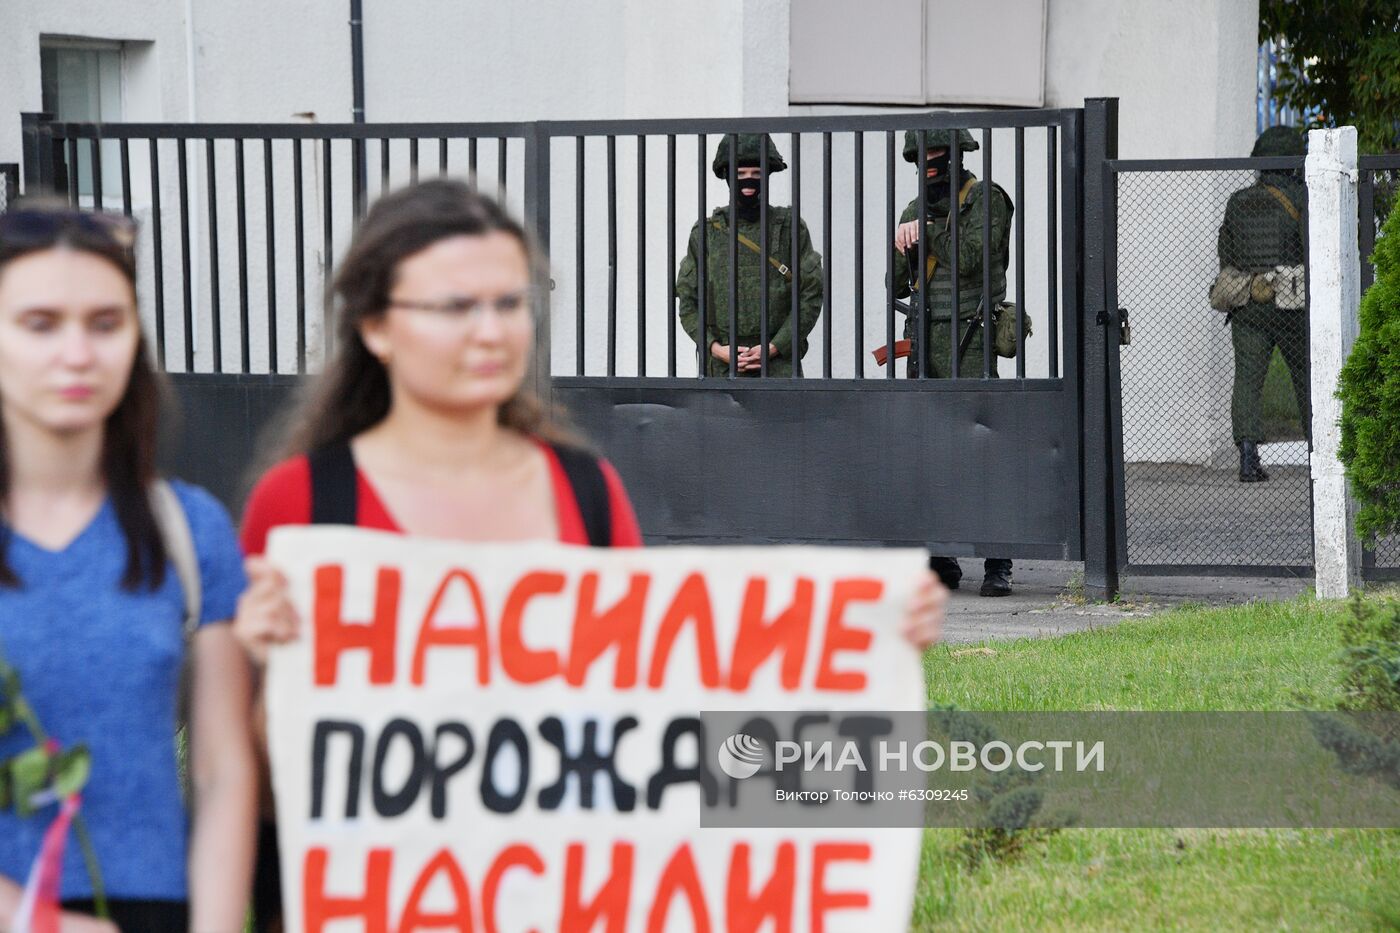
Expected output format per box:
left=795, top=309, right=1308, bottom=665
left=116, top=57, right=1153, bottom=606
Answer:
left=1209, top=264, right=1306, bottom=312
left=872, top=297, right=1033, bottom=366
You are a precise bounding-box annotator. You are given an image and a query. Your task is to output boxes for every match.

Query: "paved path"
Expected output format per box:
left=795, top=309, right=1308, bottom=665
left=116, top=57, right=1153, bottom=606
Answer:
left=939, top=559, right=1312, bottom=644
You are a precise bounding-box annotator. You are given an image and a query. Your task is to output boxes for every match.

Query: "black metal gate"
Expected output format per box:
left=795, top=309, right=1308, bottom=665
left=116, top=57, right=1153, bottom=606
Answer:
left=17, top=102, right=1120, bottom=592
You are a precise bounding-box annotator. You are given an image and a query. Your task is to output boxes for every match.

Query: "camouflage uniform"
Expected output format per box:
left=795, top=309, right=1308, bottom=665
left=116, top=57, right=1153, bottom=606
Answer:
left=892, top=127, right=1015, bottom=595
left=891, top=128, right=1014, bottom=378
left=1217, top=126, right=1310, bottom=481
left=676, top=135, right=824, bottom=377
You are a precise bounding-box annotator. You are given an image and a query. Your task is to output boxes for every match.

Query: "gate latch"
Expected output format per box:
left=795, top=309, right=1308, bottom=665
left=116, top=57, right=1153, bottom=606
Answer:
left=1117, top=307, right=1132, bottom=346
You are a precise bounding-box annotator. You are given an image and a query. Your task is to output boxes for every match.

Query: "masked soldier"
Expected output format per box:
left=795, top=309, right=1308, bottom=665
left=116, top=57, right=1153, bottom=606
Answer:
left=890, top=126, right=1015, bottom=597
left=1215, top=126, right=1310, bottom=482
left=676, top=134, right=824, bottom=377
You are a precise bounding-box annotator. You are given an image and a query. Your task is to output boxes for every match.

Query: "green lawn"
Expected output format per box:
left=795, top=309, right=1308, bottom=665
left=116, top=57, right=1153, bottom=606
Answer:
left=911, top=596, right=1400, bottom=931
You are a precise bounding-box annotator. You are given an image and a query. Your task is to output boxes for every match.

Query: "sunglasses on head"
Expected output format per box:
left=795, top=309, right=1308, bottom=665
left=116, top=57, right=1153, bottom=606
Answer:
left=0, top=207, right=138, bottom=253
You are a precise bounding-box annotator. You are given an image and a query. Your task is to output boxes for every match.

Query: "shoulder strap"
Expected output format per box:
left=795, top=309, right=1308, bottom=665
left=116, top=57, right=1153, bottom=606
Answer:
left=921, top=176, right=983, bottom=280
left=550, top=444, right=612, bottom=548
left=1262, top=184, right=1302, bottom=222
left=710, top=220, right=793, bottom=280
left=308, top=441, right=358, bottom=525
left=150, top=480, right=201, bottom=636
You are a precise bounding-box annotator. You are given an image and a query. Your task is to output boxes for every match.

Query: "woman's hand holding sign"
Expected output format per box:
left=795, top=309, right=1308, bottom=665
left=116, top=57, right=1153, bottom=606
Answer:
left=902, top=569, right=947, bottom=650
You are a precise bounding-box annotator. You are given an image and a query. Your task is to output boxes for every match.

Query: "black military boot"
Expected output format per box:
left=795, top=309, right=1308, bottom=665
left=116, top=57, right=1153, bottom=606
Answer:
left=929, top=555, right=962, bottom=590
left=980, top=559, right=1013, bottom=597
left=1238, top=440, right=1269, bottom=483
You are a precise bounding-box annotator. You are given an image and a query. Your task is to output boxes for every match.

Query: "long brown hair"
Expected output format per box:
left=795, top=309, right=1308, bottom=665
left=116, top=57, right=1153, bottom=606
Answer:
left=0, top=200, right=168, bottom=590
left=272, top=179, right=572, bottom=460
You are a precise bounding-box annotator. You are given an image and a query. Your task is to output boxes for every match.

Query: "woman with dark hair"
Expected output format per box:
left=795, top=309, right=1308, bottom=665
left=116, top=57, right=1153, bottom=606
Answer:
left=0, top=203, right=256, bottom=932
left=234, top=179, right=945, bottom=928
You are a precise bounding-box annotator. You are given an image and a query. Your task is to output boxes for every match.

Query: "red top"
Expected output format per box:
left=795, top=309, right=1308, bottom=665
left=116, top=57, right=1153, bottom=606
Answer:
left=240, top=440, right=642, bottom=556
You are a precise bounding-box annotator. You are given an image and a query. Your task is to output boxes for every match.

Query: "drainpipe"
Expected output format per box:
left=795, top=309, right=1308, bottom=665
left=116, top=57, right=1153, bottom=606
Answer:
left=350, top=0, right=367, bottom=214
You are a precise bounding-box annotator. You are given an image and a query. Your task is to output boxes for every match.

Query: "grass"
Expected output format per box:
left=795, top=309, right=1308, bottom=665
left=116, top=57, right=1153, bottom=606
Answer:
left=910, top=595, right=1400, bottom=931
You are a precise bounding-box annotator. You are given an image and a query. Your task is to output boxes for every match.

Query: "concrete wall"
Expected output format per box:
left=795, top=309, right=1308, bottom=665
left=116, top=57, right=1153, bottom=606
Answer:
left=0, top=0, right=1261, bottom=458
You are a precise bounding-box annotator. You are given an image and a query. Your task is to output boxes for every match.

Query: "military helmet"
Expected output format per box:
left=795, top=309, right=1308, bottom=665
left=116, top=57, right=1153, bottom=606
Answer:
left=903, top=127, right=978, bottom=162
left=1251, top=126, right=1305, bottom=158
left=712, top=134, right=788, bottom=178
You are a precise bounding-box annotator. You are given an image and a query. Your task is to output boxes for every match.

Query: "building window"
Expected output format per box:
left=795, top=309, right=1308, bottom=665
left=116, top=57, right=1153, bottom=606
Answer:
left=789, top=0, right=1047, bottom=107
left=40, top=39, right=125, bottom=204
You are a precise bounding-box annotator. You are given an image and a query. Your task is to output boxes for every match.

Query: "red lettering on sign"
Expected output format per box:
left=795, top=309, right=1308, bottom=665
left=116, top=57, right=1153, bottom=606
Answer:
left=561, top=841, right=633, bottom=932
left=647, top=573, right=721, bottom=688
left=809, top=843, right=871, bottom=932
left=314, top=565, right=400, bottom=686
left=302, top=846, right=392, bottom=933
left=483, top=844, right=545, bottom=933
left=814, top=579, right=881, bottom=691
left=646, top=843, right=712, bottom=933
left=567, top=572, right=650, bottom=688
left=726, top=841, right=795, bottom=933
left=730, top=578, right=815, bottom=691
left=499, top=571, right=567, bottom=683
left=412, top=569, right=492, bottom=686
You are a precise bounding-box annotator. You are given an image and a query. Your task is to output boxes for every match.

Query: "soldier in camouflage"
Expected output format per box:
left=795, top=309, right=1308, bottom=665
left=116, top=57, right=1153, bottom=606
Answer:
left=1217, top=126, right=1310, bottom=482
left=676, top=134, right=824, bottom=377
left=891, top=127, right=1015, bottom=596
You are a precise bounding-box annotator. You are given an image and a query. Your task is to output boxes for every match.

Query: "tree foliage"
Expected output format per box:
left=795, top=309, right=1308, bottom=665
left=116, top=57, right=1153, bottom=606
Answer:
left=1339, top=205, right=1400, bottom=540
left=1260, top=0, right=1400, bottom=154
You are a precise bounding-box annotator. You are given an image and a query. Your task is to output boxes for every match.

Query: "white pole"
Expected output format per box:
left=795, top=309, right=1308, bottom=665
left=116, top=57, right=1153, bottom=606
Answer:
left=1306, top=126, right=1361, bottom=598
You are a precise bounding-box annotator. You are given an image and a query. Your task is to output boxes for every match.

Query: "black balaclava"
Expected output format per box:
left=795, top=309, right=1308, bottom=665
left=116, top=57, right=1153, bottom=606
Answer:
left=731, top=168, right=763, bottom=221
left=923, top=151, right=952, bottom=204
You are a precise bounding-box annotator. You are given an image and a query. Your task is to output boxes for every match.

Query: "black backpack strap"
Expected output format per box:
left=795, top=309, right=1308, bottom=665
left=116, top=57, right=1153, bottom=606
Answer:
left=308, top=441, right=358, bottom=525
left=551, top=443, right=612, bottom=547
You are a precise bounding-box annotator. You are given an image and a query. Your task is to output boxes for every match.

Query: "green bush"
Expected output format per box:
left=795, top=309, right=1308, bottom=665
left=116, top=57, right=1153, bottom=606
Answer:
left=1339, top=203, right=1400, bottom=541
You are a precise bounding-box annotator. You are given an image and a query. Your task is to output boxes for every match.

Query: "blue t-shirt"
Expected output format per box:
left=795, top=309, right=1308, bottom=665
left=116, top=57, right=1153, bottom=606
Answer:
left=0, top=481, right=246, bottom=902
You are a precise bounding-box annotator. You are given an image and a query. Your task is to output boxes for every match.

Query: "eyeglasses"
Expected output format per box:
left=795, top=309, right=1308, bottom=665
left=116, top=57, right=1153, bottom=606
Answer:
left=385, top=288, right=538, bottom=326
left=0, top=208, right=138, bottom=252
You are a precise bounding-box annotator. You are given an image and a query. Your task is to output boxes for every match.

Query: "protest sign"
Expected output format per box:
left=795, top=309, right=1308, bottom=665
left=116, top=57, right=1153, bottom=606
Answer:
left=265, top=526, right=926, bottom=932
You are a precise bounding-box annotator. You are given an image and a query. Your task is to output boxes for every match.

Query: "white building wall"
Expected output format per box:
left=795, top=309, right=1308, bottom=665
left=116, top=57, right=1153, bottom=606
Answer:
left=0, top=0, right=1261, bottom=458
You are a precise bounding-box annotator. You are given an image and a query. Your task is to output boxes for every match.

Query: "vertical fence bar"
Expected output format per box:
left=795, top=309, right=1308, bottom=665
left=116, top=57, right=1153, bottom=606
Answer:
left=916, top=129, right=929, bottom=379
left=497, top=137, right=507, bottom=200
left=575, top=136, right=586, bottom=376
left=790, top=131, right=802, bottom=379
left=948, top=131, right=961, bottom=377
left=1047, top=124, right=1059, bottom=378
left=885, top=131, right=896, bottom=379
left=854, top=132, right=865, bottom=378
left=822, top=131, right=832, bottom=378
left=235, top=138, right=250, bottom=372
left=148, top=139, right=166, bottom=369
left=696, top=133, right=708, bottom=379
left=439, top=137, right=448, bottom=176
left=90, top=137, right=103, bottom=210
left=468, top=138, right=478, bottom=188
left=409, top=138, right=419, bottom=184
left=380, top=137, right=390, bottom=194
left=65, top=137, right=79, bottom=206
left=323, top=139, right=334, bottom=357
left=636, top=135, right=647, bottom=377
left=293, top=139, right=307, bottom=373
left=607, top=135, right=617, bottom=376
left=176, top=139, right=194, bottom=372
left=521, top=125, right=552, bottom=410
left=119, top=138, right=132, bottom=216
left=264, top=137, right=279, bottom=373
left=667, top=134, right=677, bottom=377
left=982, top=127, right=993, bottom=378
left=1359, top=168, right=1376, bottom=292
left=352, top=137, right=365, bottom=220
left=1015, top=126, right=1026, bottom=378
left=728, top=133, right=738, bottom=378
left=205, top=139, right=222, bottom=373
left=760, top=136, right=770, bottom=377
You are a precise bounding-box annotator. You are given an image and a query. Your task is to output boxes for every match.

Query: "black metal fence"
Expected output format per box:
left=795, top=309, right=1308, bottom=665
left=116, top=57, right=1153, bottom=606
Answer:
left=19, top=107, right=1106, bottom=579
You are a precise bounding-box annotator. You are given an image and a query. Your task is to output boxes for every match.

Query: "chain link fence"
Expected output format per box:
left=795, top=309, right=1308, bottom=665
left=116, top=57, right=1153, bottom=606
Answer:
left=0, top=164, right=17, bottom=214
left=1116, top=166, right=1313, bottom=569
